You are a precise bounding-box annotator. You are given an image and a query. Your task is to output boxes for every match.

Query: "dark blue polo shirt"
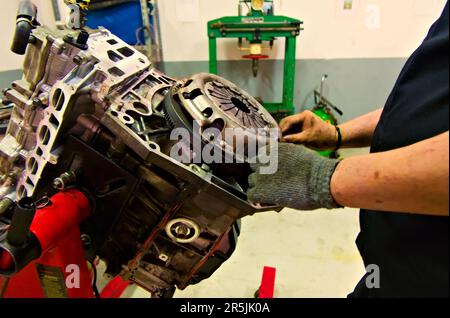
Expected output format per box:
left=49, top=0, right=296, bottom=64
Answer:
left=353, top=2, right=449, bottom=297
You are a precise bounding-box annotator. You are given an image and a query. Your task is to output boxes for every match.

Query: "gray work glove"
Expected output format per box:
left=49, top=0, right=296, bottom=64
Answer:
left=247, top=143, right=342, bottom=210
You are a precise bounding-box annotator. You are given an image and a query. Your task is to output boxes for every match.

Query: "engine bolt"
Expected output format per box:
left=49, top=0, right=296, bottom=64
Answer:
left=73, top=56, right=83, bottom=65
left=80, top=234, right=92, bottom=250
left=53, top=178, right=63, bottom=190
left=53, top=171, right=77, bottom=190
left=175, top=224, right=191, bottom=238
left=32, top=97, right=42, bottom=108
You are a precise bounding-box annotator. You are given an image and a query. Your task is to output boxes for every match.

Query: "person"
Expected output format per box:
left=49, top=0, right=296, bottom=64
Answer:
left=247, top=2, right=449, bottom=297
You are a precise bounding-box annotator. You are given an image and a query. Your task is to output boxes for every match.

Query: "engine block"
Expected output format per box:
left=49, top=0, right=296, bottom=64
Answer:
left=0, top=11, right=280, bottom=297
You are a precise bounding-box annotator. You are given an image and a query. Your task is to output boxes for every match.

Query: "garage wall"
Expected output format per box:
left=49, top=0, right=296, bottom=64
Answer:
left=157, top=0, right=446, bottom=120
left=162, top=58, right=407, bottom=122
left=159, top=0, right=446, bottom=61
left=1, top=0, right=447, bottom=121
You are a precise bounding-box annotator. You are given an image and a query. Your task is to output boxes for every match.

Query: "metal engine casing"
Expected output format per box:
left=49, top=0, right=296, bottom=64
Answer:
left=0, top=24, right=279, bottom=296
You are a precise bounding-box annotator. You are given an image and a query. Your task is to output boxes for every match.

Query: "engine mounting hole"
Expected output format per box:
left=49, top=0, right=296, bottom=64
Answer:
left=52, top=88, right=65, bottom=111
left=108, top=67, right=125, bottom=77
left=148, top=142, right=158, bottom=150
left=118, top=47, right=135, bottom=57
left=202, top=107, right=213, bottom=118
left=133, top=102, right=149, bottom=114
left=27, top=157, right=38, bottom=175
left=39, top=125, right=51, bottom=146
left=17, top=186, right=27, bottom=199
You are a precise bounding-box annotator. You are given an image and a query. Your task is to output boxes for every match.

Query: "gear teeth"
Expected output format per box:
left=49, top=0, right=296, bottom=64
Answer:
left=164, top=110, right=175, bottom=129
left=163, top=108, right=195, bottom=161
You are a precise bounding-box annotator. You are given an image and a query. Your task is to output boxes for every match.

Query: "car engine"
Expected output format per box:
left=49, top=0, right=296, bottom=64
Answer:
left=0, top=1, right=280, bottom=297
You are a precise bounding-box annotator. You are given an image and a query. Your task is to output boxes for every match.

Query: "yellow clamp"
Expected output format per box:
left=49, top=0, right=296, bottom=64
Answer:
left=251, top=0, right=264, bottom=11
left=65, top=0, right=90, bottom=11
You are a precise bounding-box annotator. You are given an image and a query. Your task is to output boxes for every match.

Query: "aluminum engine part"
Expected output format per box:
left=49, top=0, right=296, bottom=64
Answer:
left=0, top=17, right=280, bottom=297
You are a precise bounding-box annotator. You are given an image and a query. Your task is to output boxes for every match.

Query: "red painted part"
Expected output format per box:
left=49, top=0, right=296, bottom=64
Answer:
left=100, top=275, right=131, bottom=298
left=30, top=189, right=91, bottom=253
left=0, top=250, right=13, bottom=271
left=0, top=190, right=94, bottom=298
left=242, top=54, right=270, bottom=59
left=259, top=266, right=276, bottom=298
left=0, top=227, right=94, bottom=298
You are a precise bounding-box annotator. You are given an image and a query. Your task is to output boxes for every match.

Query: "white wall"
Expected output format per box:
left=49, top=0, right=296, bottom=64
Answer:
left=159, top=0, right=447, bottom=61
left=0, top=0, right=447, bottom=71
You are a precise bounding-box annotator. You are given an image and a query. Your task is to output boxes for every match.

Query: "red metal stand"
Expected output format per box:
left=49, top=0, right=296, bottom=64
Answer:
left=258, top=266, right=276, bottom=298
left=0, top=190, right=93, bottom=298
left=100, top=275, right=131, bottom=298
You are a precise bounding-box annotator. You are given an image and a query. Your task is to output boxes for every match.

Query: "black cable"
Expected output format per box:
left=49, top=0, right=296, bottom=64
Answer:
left=89, top=0, right=137, bottom=10
left=244, top=0, right=250, bottom=11
left=334, top=126, right=342, bottom=152
left=88, top=260, right=100, bottom=298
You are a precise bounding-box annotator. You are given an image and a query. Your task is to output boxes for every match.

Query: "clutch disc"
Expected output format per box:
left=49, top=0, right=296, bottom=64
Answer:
left=164, top=73, right=279, bottom=161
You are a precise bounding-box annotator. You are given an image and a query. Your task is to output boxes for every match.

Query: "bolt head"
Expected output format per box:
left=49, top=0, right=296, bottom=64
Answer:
left=32, top=97, right=42, bottom=108
left=73, top=56, right=83, bottom=65
left=53, top=178, right=64, bottom=190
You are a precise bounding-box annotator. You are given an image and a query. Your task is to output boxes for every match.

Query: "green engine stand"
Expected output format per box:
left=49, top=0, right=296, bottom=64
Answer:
left=207, top=1, right=303, bottom=118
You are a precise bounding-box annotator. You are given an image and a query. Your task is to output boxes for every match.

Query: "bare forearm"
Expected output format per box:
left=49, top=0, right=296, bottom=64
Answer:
left=338, top=108, right=383, bottom=148
left=331, top=132, right=449, bottom=216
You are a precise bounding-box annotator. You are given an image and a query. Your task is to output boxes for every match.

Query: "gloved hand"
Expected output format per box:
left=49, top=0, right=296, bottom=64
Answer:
left=247, top=143, right=342, bottom=210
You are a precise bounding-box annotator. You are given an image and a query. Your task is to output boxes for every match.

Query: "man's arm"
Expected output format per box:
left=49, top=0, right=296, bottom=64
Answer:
left=338, top=108, right=383, bottom=148
left=331, top=131, right=449, bottom=216
left=280, top=108, right=383, bottom=150
left=248, top=132, right=449, bottom=216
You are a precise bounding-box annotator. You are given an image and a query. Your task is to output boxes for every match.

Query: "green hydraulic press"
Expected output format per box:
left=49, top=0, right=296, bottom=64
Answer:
left=207, top=0, right=303, bottom=118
